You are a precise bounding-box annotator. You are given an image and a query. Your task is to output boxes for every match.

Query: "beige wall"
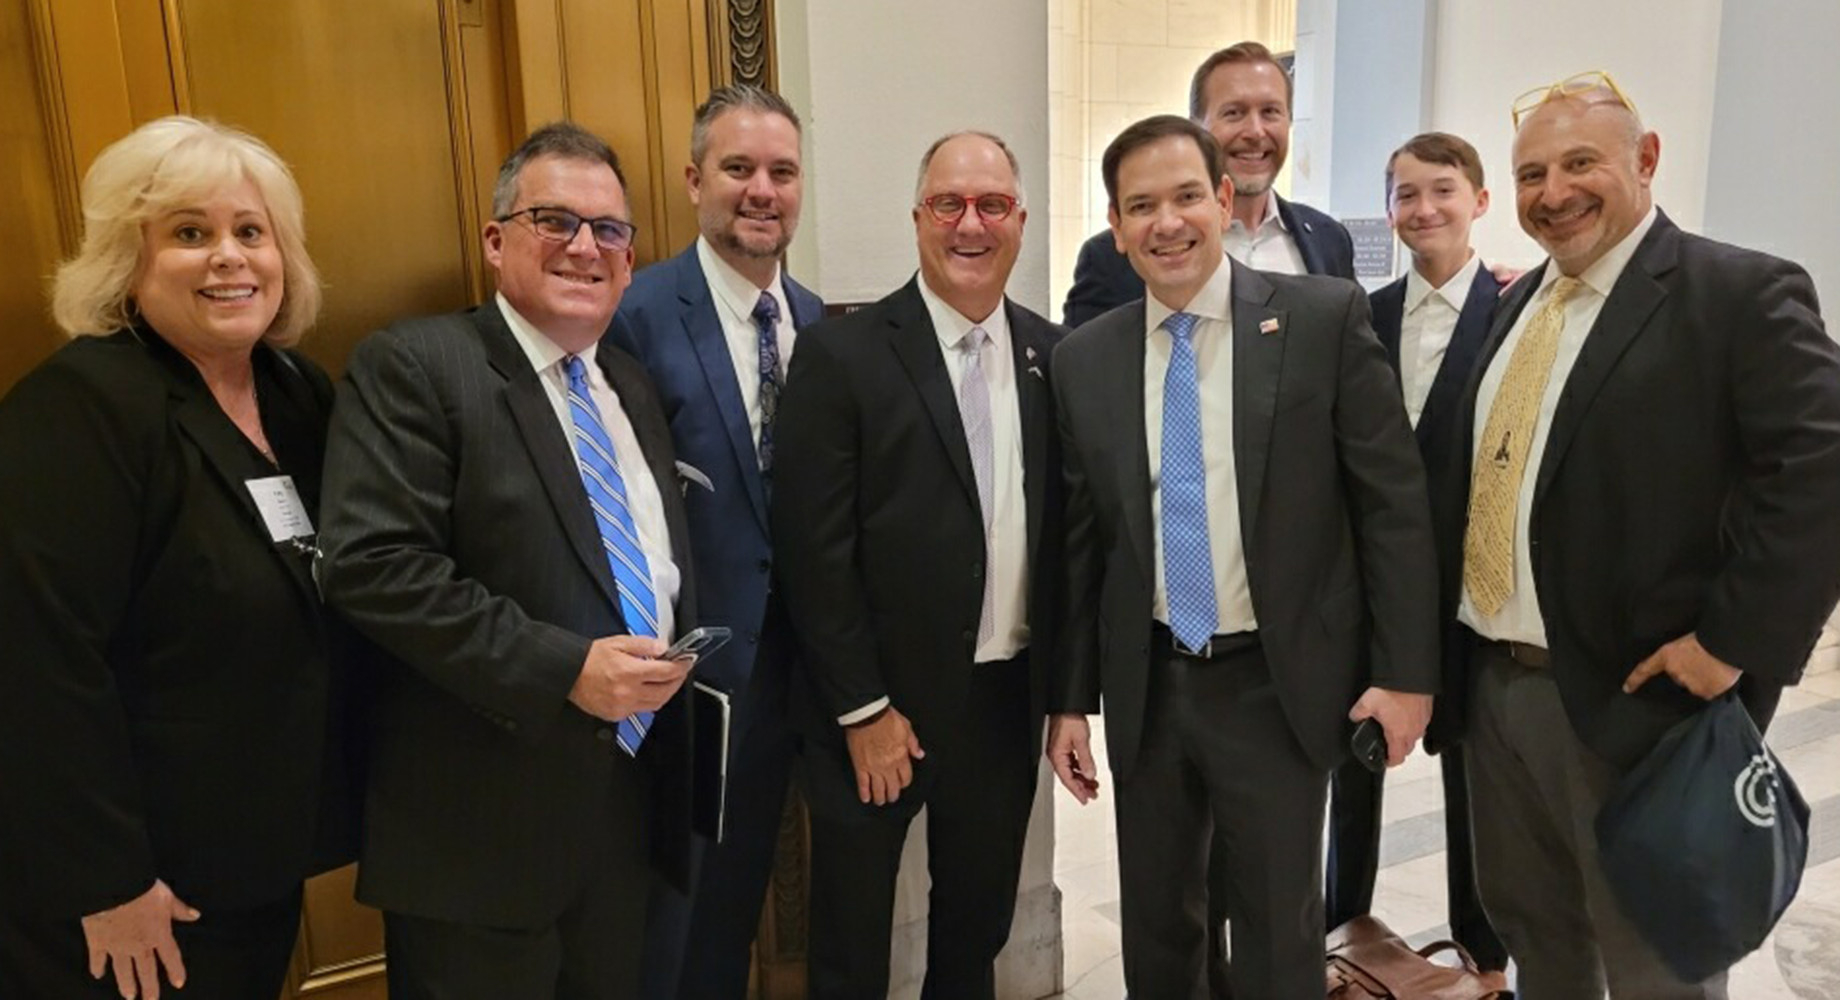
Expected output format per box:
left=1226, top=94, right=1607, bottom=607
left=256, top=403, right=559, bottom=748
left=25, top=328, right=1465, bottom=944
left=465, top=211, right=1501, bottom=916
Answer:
left=1049, top=0, right=1295, bottom=317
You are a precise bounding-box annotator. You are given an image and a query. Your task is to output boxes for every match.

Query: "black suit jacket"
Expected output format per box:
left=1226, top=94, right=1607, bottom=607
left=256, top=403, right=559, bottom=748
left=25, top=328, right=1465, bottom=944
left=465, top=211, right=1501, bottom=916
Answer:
left=1430, top=212, right=1840, bottom=767
left=0, top=329, right=355, bottom=921
left=319, top=304, right=697, bottom=928
left=772, top=278, right=1064, bottom=821
left=1370, top=265, right=1503, bottom=748
left=1052, top=261, right=1438, bottom=778
left=607, top=244, right=823, bottom=725
left=1063, top=196, right=1356, bottom=328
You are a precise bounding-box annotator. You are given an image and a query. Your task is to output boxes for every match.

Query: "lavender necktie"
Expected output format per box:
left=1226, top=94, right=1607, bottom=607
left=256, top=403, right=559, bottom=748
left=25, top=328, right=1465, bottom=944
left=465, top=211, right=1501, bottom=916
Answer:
left=959, top=326, right=996, bottom=649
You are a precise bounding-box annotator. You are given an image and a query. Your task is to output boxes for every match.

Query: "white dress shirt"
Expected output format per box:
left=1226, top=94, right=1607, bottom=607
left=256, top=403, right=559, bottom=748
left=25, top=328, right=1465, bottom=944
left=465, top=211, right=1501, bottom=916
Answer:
left=1459, top=206, right=1659, bottom=645
left=1398, top=253, right=1483, bottom=428
left=1144, top=259, right=1257, bottom=634
left=836, top=279, right=1032, bottom=726
left=498, top=293, right=681, bottom=641
left=696, top=236, right=795, bottom=451
left=1224, top=190, right=1308, bottom=276
left=920, top=277, right=1030, bottom=663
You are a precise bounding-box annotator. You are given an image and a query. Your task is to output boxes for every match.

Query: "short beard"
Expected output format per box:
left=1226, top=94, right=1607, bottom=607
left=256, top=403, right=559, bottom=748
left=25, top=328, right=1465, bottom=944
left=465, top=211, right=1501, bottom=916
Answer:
left=1227, top=172, right=1273, bottom=199
left=713, top=227, right=789, bottom=260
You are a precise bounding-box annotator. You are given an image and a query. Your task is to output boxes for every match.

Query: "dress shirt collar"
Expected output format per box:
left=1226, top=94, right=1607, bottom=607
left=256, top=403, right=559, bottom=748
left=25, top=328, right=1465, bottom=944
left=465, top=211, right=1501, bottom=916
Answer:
left=498, top=292, right=582, bottom=376
left=1404, top=252, right=1482, bottom=315
left=1145, top=256, right=1235, bottom=333
left=918, top=272, right=1010, bottom=353
left=696, top=235, right=786, bottom=327
left=1534, top=204, right=1659, bottom=301
left=1232, top=190, right=1288, bottom=233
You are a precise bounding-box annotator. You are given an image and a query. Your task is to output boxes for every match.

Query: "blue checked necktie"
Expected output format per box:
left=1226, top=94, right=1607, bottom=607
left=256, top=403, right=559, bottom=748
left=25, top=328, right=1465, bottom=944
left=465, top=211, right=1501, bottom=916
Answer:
left=564, top=355, right=658, bottom=755
left=1160, top=312, right=1218, bottom=650
left=754, top=291, right=784, bottom=478
left=958, top=326, right=996, bottom=649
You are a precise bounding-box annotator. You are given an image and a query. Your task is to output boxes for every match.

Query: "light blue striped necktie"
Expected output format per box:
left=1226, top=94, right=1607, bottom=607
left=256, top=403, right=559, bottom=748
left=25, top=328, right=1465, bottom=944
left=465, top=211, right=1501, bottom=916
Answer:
left=1160, top=312, right=1218, bottom=651
left=564, top=355, right=657, bottom=755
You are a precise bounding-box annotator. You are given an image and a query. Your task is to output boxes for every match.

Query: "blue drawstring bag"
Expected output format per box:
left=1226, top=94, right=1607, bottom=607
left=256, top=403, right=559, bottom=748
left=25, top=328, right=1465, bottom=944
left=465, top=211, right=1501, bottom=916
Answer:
left=1594, top=693, right=1809, bottom=983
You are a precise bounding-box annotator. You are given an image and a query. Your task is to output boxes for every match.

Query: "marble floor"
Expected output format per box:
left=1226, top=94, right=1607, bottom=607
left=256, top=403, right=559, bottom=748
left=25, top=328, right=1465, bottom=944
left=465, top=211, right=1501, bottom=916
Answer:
left=1045, top=650, right=1840, bottom=999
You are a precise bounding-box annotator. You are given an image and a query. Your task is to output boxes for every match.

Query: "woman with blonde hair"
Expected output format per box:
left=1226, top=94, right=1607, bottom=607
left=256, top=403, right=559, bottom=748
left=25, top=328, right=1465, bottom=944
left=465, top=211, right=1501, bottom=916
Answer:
left=0, top=116, right=358, bottom=999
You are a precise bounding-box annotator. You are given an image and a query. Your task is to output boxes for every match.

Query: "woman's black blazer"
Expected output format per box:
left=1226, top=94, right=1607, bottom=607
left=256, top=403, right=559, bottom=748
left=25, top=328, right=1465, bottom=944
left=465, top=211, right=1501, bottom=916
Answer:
left=0, top=327, right=358, bottom=921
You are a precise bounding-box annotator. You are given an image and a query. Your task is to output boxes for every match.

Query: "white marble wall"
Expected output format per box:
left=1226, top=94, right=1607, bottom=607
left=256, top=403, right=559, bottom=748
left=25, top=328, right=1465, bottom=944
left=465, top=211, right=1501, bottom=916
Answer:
left=1048, top=0, right=1297, bottom=316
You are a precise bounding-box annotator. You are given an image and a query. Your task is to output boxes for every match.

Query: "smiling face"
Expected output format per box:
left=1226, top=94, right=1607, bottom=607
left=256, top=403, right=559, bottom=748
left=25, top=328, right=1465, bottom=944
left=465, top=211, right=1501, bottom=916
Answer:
left=1197, top=60, right=1290, bottom=200
left=131, top=177, right=285, bottom=362
left=1512, top=97, right=1658, bottom=276
left=688, top=107, right=803, bottom=266
left=912, top=134, right=1026, bottom=321
left=484, top=154, right=633, bottom=352
left=1387, top=152, right=1489, bottom=267
left=1109, top=134, right=1232, bottom=310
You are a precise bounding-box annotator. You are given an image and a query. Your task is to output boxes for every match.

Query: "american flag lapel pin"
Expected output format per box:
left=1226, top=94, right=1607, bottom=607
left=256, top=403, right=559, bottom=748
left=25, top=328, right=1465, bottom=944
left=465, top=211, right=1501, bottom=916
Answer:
left=1259, top=317, right=1281, bottom=335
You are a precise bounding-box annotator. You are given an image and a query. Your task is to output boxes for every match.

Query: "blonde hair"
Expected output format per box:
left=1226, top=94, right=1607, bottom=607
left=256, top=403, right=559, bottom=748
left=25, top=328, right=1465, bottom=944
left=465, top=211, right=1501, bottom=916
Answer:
left=51, top=116, right=322, bottom=345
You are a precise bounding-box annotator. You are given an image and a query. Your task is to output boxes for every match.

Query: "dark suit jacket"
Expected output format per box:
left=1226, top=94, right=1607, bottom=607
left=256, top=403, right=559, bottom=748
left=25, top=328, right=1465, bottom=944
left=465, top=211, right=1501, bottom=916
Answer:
left=1052, top=260, right=1438, bottom=778
left=1063, top=196, right=1356, bottom=328
left=0, top=328, right=354, bottom=921
left=1430, top=211, right=1840, bottom=768
left=319, top=304, right=697, bottom=929
left=607, top=243, right=823, bottom=729
left=772, top=278, right=1064, bottom=820
left=1370, top=265, right=1503, bottom=749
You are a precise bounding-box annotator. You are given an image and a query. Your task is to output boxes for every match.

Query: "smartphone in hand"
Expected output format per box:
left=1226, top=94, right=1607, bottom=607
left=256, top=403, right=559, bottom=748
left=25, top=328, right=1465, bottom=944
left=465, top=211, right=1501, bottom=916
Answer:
left=1350, top=717, right=1387, bottom=773
left=663, top=626, right=732, bottom=663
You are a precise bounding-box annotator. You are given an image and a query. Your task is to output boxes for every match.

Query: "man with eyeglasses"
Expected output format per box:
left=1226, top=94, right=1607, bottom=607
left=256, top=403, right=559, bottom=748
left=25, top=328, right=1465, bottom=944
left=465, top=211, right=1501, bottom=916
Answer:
left=1063, top=41, right=1355, bottom=330
left=1433, top=73, right=1840, bottom=996
left=320, top=122, right=696, bottom=1000
left=605, top=84, right=823, bottom=1000
left=772, top=131, right=1063, bottom=1000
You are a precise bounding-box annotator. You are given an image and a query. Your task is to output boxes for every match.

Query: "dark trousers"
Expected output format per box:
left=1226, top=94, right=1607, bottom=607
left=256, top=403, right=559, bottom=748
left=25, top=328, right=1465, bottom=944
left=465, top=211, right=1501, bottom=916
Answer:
left=1116, top=637, right=1327, bottom=999
left=641, top=622, right=799, bottom=1000
left=0, top=886, right=302, bottom=999
left=1325, top=745, right=1508, bottom=970
left=384, top=753, right=650, bottom=1000
left=1467, top=643, right=1727, bottom=999
left=806, top=656, right=1035, bottom=1000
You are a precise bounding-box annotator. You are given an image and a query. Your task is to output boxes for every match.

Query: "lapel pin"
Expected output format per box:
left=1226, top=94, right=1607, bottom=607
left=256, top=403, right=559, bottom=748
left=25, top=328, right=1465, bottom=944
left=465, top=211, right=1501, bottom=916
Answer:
left=1259, top=318, right=1281, bottom=335
left=1025, top=346, right=1038, bottom=361
left=1028, top=365, right=1044, bottom=380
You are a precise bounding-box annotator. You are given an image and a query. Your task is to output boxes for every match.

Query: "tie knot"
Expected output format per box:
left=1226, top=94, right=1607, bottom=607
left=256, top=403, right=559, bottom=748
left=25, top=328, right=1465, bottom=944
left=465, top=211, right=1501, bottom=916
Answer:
left=753, top=290, right=780, bottom=324
left=961, top=325, right=989, bottom=353
left=1550, top=276, right=1585, bottom=306
left=563, top=354, right=591, bottom=390
left=1162, top=311, right=1200, bottom=342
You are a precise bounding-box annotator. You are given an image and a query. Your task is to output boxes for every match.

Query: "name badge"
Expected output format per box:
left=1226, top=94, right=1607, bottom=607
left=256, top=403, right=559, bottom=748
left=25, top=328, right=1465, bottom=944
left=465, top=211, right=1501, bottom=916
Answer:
left=246, top=475, right=315, bottom=542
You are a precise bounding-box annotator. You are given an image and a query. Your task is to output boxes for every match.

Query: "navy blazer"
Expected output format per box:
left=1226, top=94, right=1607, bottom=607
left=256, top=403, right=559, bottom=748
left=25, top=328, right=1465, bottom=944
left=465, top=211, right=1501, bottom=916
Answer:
left=1368, top=261, right=1503, bottom=497
left=1063, top=195, right=1356, bottom=328
left=608, top=244, right=824, bottom=723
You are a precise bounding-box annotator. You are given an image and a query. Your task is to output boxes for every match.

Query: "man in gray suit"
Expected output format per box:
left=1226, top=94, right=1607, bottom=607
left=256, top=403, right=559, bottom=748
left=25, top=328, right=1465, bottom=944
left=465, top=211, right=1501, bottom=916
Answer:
left=1046, top=115, right=1438, bottom=997
left=319, top=123, right=696, bottom=1000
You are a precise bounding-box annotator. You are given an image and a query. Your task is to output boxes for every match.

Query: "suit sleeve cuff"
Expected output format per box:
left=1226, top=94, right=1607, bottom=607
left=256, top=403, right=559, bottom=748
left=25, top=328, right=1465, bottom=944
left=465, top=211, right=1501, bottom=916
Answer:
left=837, top=697, right=890, bottom=727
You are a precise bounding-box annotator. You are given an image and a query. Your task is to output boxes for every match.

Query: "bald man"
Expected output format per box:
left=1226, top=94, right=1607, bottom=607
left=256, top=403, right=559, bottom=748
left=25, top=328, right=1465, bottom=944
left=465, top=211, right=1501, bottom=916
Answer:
left=1435, top=75, right=1840, bottom=996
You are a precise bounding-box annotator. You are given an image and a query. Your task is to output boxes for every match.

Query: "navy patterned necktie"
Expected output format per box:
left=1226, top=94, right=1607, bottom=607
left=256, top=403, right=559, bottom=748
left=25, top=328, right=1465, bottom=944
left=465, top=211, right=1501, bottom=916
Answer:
left=754, top=291, right=783, bottom=478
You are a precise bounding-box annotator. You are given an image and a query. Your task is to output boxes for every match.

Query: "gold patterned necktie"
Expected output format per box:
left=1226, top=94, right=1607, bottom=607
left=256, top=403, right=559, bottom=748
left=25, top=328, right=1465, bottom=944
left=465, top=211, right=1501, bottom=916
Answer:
left=1463, top=276, right=1585, bottom=617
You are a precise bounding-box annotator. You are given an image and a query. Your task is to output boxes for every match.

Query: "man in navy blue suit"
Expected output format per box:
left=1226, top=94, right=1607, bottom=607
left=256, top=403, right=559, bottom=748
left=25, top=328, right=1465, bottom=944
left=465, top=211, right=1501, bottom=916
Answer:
left=1333, top=132, right=1509, bottom=990
left=1062, top=41, right=1354, bottom=329
left=608, top=84, right=824, bottom=1000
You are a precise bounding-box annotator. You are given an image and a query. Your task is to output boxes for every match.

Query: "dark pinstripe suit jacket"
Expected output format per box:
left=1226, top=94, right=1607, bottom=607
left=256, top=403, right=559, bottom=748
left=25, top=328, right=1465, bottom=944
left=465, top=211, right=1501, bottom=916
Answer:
left=319, top=303, right=696, bottom=928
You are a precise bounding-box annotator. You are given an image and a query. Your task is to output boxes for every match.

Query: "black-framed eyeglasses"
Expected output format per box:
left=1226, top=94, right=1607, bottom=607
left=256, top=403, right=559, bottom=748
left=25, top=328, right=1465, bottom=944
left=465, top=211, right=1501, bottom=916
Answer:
left=498, top=206, right=638, bottom=252
left=921, top=192, right=1019, bottom=225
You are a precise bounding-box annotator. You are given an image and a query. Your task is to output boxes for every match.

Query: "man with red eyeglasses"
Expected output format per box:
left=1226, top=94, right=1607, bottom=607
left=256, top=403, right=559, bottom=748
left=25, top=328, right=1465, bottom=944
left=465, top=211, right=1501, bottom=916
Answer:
left=773, top=131, right=1064, bottom=1000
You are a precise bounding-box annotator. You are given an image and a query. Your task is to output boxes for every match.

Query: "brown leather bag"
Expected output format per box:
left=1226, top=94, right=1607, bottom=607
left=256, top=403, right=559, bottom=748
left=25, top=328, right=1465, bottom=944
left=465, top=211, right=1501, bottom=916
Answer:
left=1325, top=916, right=1505, bottom=999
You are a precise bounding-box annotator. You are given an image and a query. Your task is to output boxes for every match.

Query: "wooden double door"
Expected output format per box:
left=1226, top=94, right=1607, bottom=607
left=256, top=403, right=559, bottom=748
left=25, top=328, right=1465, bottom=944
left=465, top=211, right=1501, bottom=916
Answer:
left=3, top=1, right=808, bottom=997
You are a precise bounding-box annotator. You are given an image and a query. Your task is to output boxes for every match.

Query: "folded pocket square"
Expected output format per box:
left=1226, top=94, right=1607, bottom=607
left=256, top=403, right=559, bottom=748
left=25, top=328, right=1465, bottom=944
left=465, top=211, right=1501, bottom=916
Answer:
left=676, top=460, right=715, bottom=493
